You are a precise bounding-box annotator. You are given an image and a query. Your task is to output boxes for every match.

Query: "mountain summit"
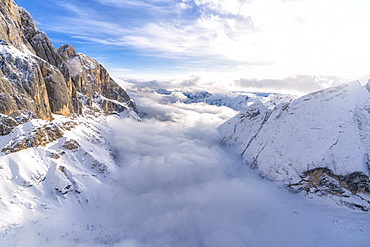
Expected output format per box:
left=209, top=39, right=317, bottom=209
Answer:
left=0, top=0, right=138, bottom=126
left=0, top=0, right=140, bottom=224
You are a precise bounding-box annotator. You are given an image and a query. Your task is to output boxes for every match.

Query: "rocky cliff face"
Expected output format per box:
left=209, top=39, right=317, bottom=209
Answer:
left=0, top=1, right=141, bottom=223
left=0, top=0, right=138, bottom=128
left=57, top=44, right=138, bottom=116
left=219, top=82, right=370, bottom=211
left=0, top=0, right=35, bottom=52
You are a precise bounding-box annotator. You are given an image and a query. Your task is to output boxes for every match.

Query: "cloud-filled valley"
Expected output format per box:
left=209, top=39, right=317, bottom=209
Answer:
left=102, top=110, right=370, bottom=247
left=3, top=88, right=369, bottom=247
left=1, top=1, right=370, bottom=246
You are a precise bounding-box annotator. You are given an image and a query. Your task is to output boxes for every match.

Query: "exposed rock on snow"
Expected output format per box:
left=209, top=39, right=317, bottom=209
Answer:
left=62, top=139, right=80, bottom=151
left=219, top=81, right=370, bottom=210
left=289, top=167, right=370, bottom=210
left=0, top=113, right=117, bottom=204
left=1, top=120, right=76, bottom=154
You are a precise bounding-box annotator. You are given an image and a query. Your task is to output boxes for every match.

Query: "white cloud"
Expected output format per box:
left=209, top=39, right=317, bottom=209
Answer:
left=194, top=0, right=253, bottom=16
left=58, top=2, right=98, bottom=19
left=124, top=87, right=237, bottom=123
left=79, top=112, right=369, bottom=246
left=98, top=84, right=370, bottom=245
left=95, top=0, right=176, bottom=15
left=115, top=70, right=348, bottom=96
left=39, top=0, right=370, bottom=86
left=234, top=75, right=348, bottom=95
left=66, top=56, right=84, bottom=77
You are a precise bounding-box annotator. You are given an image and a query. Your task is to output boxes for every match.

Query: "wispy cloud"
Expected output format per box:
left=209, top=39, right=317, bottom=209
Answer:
left=58, top=2, right=98, bottom=19
left=34, top=0, right=370, bottom=83
left=94, top=0, right=178, bottom=16
left=234, top=75, right=348, bottom=95
left=40, top=7, right=261, bottom=68
left=194, top=0, right=253, bottom=16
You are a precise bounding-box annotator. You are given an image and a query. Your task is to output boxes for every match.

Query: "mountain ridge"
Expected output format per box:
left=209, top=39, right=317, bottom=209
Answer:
left=0, top=0, right=138, bottom=125
left=219, top=81, right=370, bottom=210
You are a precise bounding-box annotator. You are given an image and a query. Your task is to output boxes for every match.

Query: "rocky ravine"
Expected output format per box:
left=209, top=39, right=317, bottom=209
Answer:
left=219, top=81, right=370, bottom=211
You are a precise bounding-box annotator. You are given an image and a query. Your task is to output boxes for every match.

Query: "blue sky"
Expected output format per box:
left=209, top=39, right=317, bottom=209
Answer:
left=14, top=0, right=370, bottom=94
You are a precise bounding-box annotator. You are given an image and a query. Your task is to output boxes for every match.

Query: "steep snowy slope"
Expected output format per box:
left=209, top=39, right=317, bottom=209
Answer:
left=0, top=114, right=120, bottom=217
left=219, top=81, right=370, bottom=210
left=0, top=1, right=141, bottom=242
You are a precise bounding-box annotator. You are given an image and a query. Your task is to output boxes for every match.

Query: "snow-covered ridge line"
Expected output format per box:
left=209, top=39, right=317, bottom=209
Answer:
left=219, top=81, right=370, bottom=211
left=128, top=84, right=297, bottom=113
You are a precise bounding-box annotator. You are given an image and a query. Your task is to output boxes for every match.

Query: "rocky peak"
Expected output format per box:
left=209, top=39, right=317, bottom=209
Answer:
left=0, top=0, right=139, bottom=128
left=0, top=0, right=35, bottom=53
left=57, top=43, right=139, bottom=116
left=58, top=44, right=76, bottom=60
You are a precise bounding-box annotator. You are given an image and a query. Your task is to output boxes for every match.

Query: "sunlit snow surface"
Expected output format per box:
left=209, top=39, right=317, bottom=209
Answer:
left=0, top=90, right=370, bottom=246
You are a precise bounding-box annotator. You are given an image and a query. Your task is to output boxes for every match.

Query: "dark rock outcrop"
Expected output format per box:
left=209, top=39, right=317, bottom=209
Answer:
left=289, top=167, right=370, bottom=211
left=1, top=121, right=76, bottom=154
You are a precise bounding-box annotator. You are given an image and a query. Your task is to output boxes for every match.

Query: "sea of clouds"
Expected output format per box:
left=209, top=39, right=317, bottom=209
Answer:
left=3, top=86, right=370, bottom=247
left=98, top=96, right=370, bottom=246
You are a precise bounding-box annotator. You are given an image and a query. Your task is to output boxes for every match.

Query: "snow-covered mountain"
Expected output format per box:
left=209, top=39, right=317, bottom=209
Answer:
left=0, top=1, right=140, bottom=242
left=0, top=0, right=138, bottom=122
left=183, top=91, right=265, bottom=111
left=0, top=114, right=117, bottom=209
left=0, top=0, right=139, bottom=210
left=219, top=81, right=370, bottom=210
left=1, top=1, right=370, bottom=246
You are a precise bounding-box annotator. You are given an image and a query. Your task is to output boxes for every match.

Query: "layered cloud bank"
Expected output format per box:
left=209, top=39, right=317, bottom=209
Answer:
left=117, top=73, right=349, bottom=96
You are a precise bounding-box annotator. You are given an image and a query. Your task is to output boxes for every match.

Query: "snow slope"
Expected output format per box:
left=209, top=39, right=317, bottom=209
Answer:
left=219, top=81, right=370, bottom=210
left=0, top=114, right=118, bottom=226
